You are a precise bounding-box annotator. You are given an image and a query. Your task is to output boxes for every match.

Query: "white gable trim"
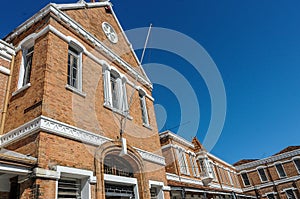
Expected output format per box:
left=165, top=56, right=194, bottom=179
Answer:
left=5, top=3, right=152, bottom=89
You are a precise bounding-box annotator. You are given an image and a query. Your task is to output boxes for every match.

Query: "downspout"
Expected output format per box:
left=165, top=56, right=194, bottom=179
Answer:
left=0, top=55, right=15, bottom=135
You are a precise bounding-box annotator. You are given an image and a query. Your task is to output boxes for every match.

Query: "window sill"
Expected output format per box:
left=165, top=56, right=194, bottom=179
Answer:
left=12, top=83, right=31, bottom=96
left=143, top=123, right=152, bottom=130
left=65, top=84, right=86, bottom=98
left=103, top=103, right=133, bottom=120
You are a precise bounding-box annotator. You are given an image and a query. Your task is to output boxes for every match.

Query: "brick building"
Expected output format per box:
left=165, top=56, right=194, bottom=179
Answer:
left=160, top=131, right=255, bottom=199
left=0, top=1, right=299, bottom=199
left=234, top=146, right=300, bottom=199
left=0, top=0, right=169, bottom=198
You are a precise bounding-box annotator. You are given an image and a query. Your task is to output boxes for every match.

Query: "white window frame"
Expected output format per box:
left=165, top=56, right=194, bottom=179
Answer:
left=55, top=166, right=96, bottom=199
left=292, top=157, right=300, bottom=174
left=149, top=180, right=165, bottom=199
left=241, top=172, right=251, bottom=186
left=275, top=162, right=287, bottom=178
left=17, top=38, right=35, bottom=91
left=176, top=148, right=189, bottom=175
left=104, top=174, right=139, bottom=199
left=65, top=41, right=84, bottom=96
left=284, top=189, right=297, bottom=199
left=227, top=170, right=233, bottom=185
left=139, top=88, right=150, bottom=127
left=257, top=167, right=268, bottom=182
left=103, top=65, right=129, bottom=115
left=189, top=154, right=199, bottom=177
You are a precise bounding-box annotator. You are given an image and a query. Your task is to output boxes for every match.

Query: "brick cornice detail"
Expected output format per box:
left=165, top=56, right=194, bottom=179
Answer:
left=0, top=116, right=165, bottom=166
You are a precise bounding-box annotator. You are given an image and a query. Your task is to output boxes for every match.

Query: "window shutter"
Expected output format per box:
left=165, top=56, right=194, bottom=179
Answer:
left=58, top=178, right=81, bottom=199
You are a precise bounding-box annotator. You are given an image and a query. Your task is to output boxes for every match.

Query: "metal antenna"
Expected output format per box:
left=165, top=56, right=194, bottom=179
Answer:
left=140, top=23, right=152, bottom=64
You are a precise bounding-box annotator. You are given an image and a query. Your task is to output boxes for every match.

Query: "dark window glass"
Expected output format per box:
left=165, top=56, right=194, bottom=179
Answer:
left=241, top=173, right=250, bottom=186
left=258, top=168, right=268, bottom=182
left=294, top=159, right=300, bottom=172
left=23, top=46, right=34, bottom=86
left=67, top=46, right=80, bottom=88
left=275, top=163, right=286, bottom=178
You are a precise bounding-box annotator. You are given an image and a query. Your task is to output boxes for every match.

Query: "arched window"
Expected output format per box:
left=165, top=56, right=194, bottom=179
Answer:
left=104, top=154, right=134, bottom=177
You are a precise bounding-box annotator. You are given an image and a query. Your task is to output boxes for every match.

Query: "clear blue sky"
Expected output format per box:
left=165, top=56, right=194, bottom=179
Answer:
left=1, top=0, right=300, bottom=164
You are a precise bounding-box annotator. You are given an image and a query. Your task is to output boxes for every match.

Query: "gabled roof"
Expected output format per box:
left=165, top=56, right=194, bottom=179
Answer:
left=3, top=0, right=151, bottom=89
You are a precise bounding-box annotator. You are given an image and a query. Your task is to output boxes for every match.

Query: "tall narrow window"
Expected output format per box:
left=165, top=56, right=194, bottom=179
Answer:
left=189, top=155, right=199, bottom=177
left=210, top=162, right=216, bottom=179
left=139, top=92, right=149, bottom=126
left=285, top=189, right=296, bottom=199
left=68, top=46, right=80, bottom=89
left=294, top=158, right=300, bottom=173
left=241, top=172, right=250, bottom=186
left=257, top=168, right=268, bottom=182
left=110, top=74, right=119, bottom=109
left=176, top=148, right=189, bottom=175
left=22, top=46, right=34, bottom=86
left=103, top=66, right=128, bottom=113
left=275, top=163, right=286, bottom=178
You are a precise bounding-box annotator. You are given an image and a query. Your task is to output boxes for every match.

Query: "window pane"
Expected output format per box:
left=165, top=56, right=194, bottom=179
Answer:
left=241, top=173, right=250, bottom=186
left=275, top=164, right=286, bottom=178
left=110, top=75, right=119, bottom=109
left=23, top=48, right=34, bottom=86
left=258, top=168, right=268, bottom=182
left=267, top=194, right=275, bottom=199
left=58, top=178, right=81, bottom=199
left=67, top=47, right=80, bottom=89
left=294, top=159, right=300, bottom=172
left=286, top=190, right=296, bottom=199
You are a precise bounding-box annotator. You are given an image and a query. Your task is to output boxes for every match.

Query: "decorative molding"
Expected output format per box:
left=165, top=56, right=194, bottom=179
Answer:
left=0, top=116, right=166, bottom=166
left=0, top=66, right=10, bottom=75
left=5, top=3, right=152, bottom=89
left=206, top=152, right=236, bottom=170
left=33, top=168, right=60, bottom=180
left=159, top=131, right=194, bottom=149
left=0, top=40, right=15, bottom=61
left=166, top=173, right=203, bottom=186
left=236, top=149, right=300, bottom=171
left=134, top=147, right=165, bottom=166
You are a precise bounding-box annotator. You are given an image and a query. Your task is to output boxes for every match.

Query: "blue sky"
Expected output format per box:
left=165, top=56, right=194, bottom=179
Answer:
left=1, top=0, right=300, bottom=164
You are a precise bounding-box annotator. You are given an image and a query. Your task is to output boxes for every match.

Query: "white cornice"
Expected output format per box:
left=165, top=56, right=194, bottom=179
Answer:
left=5, top=3, right=152, bottom=89
left=0, top=116, right=165, bottom=166
left=159, top=131, right=194, bottom=149
left=236, top=149, right=300, bottom=171
left=0, top=40, right=15, bottom=61
left=206, top=152, right=236, bottom=170
left=0, top=66, right=10, bottom=75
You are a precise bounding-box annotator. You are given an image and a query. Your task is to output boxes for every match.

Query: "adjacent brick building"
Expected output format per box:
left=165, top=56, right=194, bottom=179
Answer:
left=234, top=146, right=300, bottom=199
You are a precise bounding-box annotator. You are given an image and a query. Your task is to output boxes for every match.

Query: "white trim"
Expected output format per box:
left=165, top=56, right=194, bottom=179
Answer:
left=166, top=172, right=203, bottom=186
left=55, top=166, right=95, bottom=199
left=236, top=149, right=300, bottom=171
left=159, top=131, right=194, bottom=148
left=0, top=164, right=31, bottom=175
left=5, top=4, right=152, bottom=89
left=56, top=165, right=96, bottom=183
left=0, top=116, right=166, bottom=166
left=33, top=168, right=60, bottom=179
left=257, top=167, right=268, bottom=183
left=65, top=84, right=86, bottom=97
left=274, top=162, right=287, bottom=178
left=104, top=174, right=139, bottom=199
left=262, top=192, right=277, bottom=197
left=0, top=40, right=15, bottom=61
left=292, top=157, right=300, bottom=174
left=0, top=66, right=10, bottom=75
left=206, top=152, right=236, bottom=169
